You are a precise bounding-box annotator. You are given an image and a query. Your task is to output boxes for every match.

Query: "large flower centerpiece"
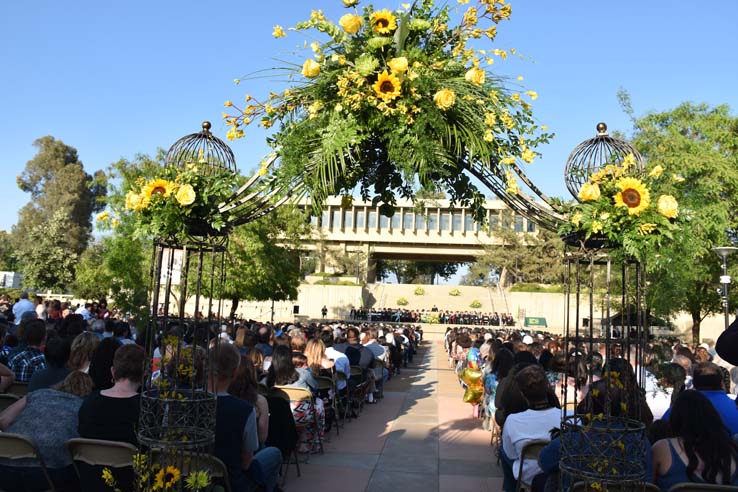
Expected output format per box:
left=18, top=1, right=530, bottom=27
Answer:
left=123, top=158, right=240, bottom=240
left=223, top=0, right=551, bottom=222
left=558, top=153, right=682, bottom=260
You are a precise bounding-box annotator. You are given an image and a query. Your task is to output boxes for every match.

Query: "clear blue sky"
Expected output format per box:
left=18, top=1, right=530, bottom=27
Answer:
left=2, top=0, right=737, bottom=234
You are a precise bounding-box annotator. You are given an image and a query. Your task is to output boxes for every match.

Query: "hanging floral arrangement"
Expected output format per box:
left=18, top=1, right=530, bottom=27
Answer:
left=223, top=0, right=551, bottom=222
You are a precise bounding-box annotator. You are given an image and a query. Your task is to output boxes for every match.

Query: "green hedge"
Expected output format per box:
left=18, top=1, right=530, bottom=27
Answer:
left=510, top=283, right=565, bottom=293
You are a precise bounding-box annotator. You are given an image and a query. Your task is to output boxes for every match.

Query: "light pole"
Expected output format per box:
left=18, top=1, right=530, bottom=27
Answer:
left=713, top=246, right=738, bottom=331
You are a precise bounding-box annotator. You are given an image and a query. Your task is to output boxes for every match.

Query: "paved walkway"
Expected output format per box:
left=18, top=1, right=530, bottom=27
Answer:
left=284, top=340, right=503, bottom=492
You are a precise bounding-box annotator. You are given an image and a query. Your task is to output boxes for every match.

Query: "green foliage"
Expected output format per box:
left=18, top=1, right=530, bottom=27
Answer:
left=396, top=297, right=409, bottom=306
left=624, top=100, right=738, bottom=343
left=0, top=231, right=19, bottom=272
left=510, top=283, right=565, bottom=293
left=13, top=137, right=106, bottom=288
left=18, top=209, right=78, bottom=292
left=225, top=1, right=552, bottom=223
left=378, top=259, right=461, bottom=284
left=414, top=286, right=425, bottom=295
left=469, top=299, right=482, bottom=309
left=312, top=271, right=335, bottom=277
left=449, top=288, right=461, bottom=296
left=0, top=288, right=23, bottom=300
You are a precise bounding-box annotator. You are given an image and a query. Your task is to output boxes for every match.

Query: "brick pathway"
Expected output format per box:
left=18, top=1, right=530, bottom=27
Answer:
left=284, top=340, right=503, bottom=492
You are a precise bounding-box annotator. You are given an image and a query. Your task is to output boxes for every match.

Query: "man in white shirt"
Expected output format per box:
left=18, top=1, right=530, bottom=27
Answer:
left=501, top=365, right=561, bottom=492
left=321, top=330, right=349, bottom=393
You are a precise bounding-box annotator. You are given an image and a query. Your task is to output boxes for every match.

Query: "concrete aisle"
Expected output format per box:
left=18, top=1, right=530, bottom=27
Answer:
left=283, top=341, right=503, bottom=492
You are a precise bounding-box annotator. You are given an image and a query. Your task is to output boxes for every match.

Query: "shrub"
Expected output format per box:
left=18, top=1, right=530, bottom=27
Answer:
left=449, top=288, right=461, bottom=296
left=414, top=287, right=425, bottom=296
left=510, top=283, right=565, bottom=293
left=469, top=299, right=482, bottom=309
left=396, top=297, right=409, bottom=306
left=337, top=280, right=360, bottom=286
left=314, top=279, right=334, bottom=285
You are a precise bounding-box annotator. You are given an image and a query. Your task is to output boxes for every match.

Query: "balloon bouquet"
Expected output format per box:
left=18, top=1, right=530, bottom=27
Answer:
left=458, top=347, right=484, bottom=417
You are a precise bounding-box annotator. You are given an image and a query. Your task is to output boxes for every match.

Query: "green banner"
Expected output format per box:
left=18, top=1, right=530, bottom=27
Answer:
left=524, top=317, right=547, bottom=328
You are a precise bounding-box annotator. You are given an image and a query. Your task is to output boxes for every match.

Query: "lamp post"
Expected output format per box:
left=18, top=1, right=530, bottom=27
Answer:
left=713, top=246, right=738, bottom=331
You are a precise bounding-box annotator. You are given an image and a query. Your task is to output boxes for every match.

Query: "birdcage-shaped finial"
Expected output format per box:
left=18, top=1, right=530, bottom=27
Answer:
left=164, top=121, right=237, bottom=175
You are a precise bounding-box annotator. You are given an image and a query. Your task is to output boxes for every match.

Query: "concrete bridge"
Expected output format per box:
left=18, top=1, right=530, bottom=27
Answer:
left=296, top=197, right=541, bottom=281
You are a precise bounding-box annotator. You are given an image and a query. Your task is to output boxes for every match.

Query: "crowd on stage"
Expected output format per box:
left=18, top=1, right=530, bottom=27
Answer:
left=350, top=307, right=516, bottom=326
left=446, top=326, right=738, bottom=492
left=0, top=292, right=423, bottom=492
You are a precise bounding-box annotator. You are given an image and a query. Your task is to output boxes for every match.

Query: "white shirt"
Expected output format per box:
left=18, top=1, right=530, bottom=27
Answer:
left=502, top=407, right=561, bottom=483
left=326, top=346, right=349, bottom=391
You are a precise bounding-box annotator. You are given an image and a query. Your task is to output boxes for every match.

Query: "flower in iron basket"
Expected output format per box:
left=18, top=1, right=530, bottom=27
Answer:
left=657, top=194, right=679, bottom=219
left=578, top=182, right=601, bottom=202
left=339, top=14, right=363, bottom=34
left=373, top=71, right=402, bottom=102
left=433, top=88, right=456, bottom=110
left=370, top=9, right=397, bottom=34
left=155, top=465, right=181, bottom=490
left=614, top=177, right=650, bottom=216
left=302, top=59, right=321, bottom=78
left=175, top=184, right=196, bottom=207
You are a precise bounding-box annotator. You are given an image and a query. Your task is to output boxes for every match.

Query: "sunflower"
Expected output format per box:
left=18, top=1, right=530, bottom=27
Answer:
left=141, top=179, right=176, bottom=202
left=370, top=9, right=397, bottom=34
left=372, top=70, right=402, bottom=102
left=613, top=177, right=650, bottom=216
left=154, top=465, right=181, bottom=490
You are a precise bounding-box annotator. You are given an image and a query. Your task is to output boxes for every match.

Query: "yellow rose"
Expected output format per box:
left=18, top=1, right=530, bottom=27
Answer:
left=433, top=88, right=456, bottom=110
left=175, top=184, right=196, bottom=207
left=387, top=56, right=408, bottom=73
left=343, top=0, right=358, bottom=6
left=301, top=59, right=321, bottom=78
left=571, top=211, right=583, bottom=227
left=648, top=165, right=664, bottom=178
left=578, top=182, right=601, bottom=202
left=125, top=191, right=144, bottom=211
left=339, top=14, right=363, bottom=34
left=591, top=220, right=603, bottom=234
left=96, top=211, right=109, bottom=221
left=464, top=67, right=485, bottom=85
left=657, top=194, right=678, bottom=219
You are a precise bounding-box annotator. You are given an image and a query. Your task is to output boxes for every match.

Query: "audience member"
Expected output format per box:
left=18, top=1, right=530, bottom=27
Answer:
left=8, top=319, right=47, bottom=382
left=27, top=335, right=70, bottom=391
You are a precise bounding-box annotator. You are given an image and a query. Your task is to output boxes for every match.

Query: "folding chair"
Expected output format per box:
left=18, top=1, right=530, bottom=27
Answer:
left=0, top=432, right=57, bottom=491
left=315, top=375, right=339, bottom=436
left=334, top=371, right=352, bottom=424
left=65, top=438, right=137, bottom=491
left=669, top=484, right=738, bottom=492
left=6, top=381, right=28, bottom=396
left=269, top=388, right=301, bottom=485
left=349, top=365, right=368, bottom=415
left=0, top=392, right=20, bottom=411
left=274, top=385, right=324, bottom=455
left=515, top=439, right=549, bottom=492
left=150, top=449, right=232, bottom=492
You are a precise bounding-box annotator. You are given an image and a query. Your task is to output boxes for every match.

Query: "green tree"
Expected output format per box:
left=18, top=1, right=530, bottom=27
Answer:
left=14, top=136, right=106, bottom=256
left=19, top=209, right=78, bottom=291
left=624, top=100, right=738, bottom=344
left=0, top=231, right=18, bottom=271
left=377, top=259, right=462, bottom=284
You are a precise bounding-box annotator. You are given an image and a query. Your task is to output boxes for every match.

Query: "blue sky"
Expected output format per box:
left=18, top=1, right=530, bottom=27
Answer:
left=1, top=0, right=737, bottom=234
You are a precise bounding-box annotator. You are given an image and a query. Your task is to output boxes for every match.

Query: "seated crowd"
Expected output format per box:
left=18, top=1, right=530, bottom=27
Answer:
left=447, top=326, right=738, bottom=492
left=0, top=297, right=422, bottom=492
left=352, top=307, right=515, bottom=326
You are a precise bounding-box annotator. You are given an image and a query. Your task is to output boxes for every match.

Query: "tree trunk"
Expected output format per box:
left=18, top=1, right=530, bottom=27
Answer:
left=230, top=297, right=239, bottom=320
left=691, top=310, right=701, bottom=346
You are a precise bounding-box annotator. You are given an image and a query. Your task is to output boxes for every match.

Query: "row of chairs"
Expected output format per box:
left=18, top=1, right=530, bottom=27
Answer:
left=0, top=434, right=233, bottom=492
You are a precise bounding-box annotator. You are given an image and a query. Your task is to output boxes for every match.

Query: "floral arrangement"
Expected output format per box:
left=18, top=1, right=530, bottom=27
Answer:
left=121, top=159, right=240, bottom=240
left=223, top=0, right=551, bottom=222
left=469, top=299, right=482, bottom=308
left=414, top=286, right=425, bottom=295
left=558, top=154, right=682, bottom=260
left=396, top=296, right=409, bottom=306
left=102, top=454, right=210, bottom=491
left=449, top=288, right=461, bottom=296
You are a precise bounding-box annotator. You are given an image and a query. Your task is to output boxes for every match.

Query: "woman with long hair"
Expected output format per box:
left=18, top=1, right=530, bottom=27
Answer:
left=68, top=331, right=100, bottom=373
left=229, top=355, right=269, bottom=445
left=304, top=338, right=334, bottom=377
left=652, top=390, right=738, bottom=490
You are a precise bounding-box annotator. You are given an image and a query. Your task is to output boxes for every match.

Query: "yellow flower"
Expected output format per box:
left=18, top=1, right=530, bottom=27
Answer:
left=521, top=148, right=535, bottom=163
left=343, top=0, right=358, bottom=6
left=614, top=177, right=650, bottom=216
left=301, top=59, right=321, bottom=78
left=648, top=165, right=664, bottom=178
left=272, top=25, right=286, bottom=38
left=672, top=174, right=685, bottom=183
left=387, top=56, right=408, bottom=73
left=525, top=90, right=538, bottom=100
left=339, top=14, right=363, bottom=34
left=578, top=182, right=601, bottom=202
left=102, top=468, right=115, bottom=486
left=571, top=211, right=583, bottom=227
left=141, top=179, right=176, bottom=202
left=620, top=402, right=628, bottom=413
left=223, top=100, right=232, bottom=107
left=370, top=9, right=397, bottom=34
left=185, top=470, right=211, bottom=490
left=638, top=223, right=657, bottom=235
left=600, top=212, right=610, bottom=221
left=657, top=194, right=679, bottom=219
left=372, top=70, right=402, bottom=102
left=591, top=220, right=603, bottom=233
left=464, top=67, right=485, bottom=85
left=96, top=210, right=109, bottom=221
left=622, top=153, right=636, bottom=170
left=258, top=166, right=268, bottom=177
left=591, top=389, right=600, bottom=398
left=433, top=88, right=456, bottom=110
left=155, top=465, right=181, bottom=490
left=175, top=184, right=196, bottom=206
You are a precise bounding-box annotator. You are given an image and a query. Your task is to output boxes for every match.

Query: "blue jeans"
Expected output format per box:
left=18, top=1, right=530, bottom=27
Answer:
left=248, top=446, right=283, bottom=492
left=499, top=445, right=517, bottom=492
